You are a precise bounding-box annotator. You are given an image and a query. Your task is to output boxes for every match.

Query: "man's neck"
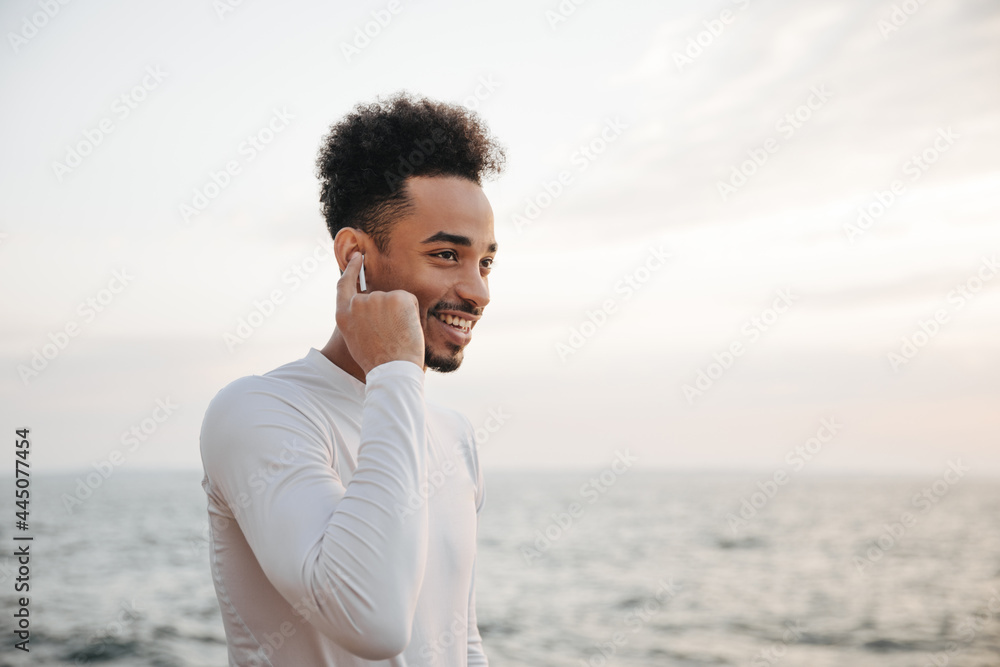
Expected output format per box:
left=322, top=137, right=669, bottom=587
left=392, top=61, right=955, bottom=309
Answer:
left=321, top=330, right=430, bottom=382
left=320, top=331, right=368, bottom=384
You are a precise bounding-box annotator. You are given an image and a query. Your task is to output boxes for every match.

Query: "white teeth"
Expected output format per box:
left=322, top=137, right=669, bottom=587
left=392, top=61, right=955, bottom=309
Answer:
left=435, top=313, right=470, bottom=332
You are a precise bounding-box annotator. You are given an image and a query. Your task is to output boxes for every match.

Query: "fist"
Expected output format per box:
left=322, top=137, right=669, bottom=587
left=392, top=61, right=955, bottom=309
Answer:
left=335, top=252, right=424, bottom=375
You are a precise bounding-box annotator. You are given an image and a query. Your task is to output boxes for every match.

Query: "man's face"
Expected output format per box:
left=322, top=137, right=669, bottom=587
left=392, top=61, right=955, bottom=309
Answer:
left=369, top=175, right=496, bottom=373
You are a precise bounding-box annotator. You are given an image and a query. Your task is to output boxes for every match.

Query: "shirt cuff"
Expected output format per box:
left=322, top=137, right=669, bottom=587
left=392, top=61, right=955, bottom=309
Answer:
left=365, top=359, right=425, bottom=386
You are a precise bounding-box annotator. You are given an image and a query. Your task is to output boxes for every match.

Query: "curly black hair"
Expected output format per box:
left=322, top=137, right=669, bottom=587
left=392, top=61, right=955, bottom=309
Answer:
left=315, top=91, right=506, bottom=253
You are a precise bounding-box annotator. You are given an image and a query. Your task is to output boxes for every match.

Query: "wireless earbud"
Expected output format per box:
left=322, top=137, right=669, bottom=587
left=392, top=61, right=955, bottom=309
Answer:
left=359, top=254, right=367, bottom=292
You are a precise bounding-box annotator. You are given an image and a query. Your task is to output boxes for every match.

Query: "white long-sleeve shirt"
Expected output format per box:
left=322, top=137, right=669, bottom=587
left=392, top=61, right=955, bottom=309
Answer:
left=199, top=347, right=488, bottom=666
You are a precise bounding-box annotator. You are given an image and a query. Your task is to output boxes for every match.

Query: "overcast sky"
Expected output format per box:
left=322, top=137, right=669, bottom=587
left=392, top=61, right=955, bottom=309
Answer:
left=2, top=0, right=998, bottom=476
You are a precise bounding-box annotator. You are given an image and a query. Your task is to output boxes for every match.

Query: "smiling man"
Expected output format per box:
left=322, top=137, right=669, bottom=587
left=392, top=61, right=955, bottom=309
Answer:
left=199, top=92, right=505, bottom=666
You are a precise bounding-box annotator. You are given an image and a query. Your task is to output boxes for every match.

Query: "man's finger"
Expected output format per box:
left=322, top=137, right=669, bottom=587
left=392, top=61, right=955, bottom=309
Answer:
left=336, top=252, right=361, bottom=312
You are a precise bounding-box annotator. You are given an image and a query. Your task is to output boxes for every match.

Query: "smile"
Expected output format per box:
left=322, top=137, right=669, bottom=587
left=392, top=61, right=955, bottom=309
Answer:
left=433, top=312, right=472, bottom=333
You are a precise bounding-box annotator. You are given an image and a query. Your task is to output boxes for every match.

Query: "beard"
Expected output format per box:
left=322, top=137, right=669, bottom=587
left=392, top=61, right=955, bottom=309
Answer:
left=424, top=339, right=463, bottom=373
left=422, top=301, right=477, bottom=373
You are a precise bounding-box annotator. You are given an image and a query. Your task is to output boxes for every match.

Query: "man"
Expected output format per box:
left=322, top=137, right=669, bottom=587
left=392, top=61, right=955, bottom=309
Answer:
left=199, top=92, right=505, bottom=665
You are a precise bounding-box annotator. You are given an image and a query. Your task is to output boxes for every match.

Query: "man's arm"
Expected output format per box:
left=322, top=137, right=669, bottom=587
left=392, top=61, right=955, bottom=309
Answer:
left=201, top=359, right=429, bottom=661
left=464, top=413, right=489, bottom=665
left=202, top=251, right=431, bottom=660
left=467, top=557, right=489, bottom=666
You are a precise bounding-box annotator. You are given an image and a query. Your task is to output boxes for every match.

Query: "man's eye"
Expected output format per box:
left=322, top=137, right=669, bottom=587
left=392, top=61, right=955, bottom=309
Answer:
left=481, top=258, right=494, bottom=270
left=434, top=250, right=458, bottom=261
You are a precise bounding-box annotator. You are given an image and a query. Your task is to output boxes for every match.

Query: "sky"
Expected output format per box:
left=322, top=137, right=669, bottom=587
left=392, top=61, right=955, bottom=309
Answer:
left=1, top=0, right=998, bottom=476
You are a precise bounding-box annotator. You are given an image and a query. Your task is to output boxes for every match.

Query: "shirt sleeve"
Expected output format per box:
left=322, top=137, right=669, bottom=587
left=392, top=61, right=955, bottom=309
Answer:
left=467, top=556, right=489, bottom=666
left=199, top=359, right=429, bottom=661
left=462, top=414, right=489, bottom=665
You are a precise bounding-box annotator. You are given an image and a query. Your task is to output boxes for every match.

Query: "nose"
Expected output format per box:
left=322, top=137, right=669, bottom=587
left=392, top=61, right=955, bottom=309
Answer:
left=455, top=263, right=490, bottom=312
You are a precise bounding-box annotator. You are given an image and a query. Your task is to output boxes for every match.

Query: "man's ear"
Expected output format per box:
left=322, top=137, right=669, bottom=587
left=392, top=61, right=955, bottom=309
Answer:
left=333, top=228, right=371, bottom=273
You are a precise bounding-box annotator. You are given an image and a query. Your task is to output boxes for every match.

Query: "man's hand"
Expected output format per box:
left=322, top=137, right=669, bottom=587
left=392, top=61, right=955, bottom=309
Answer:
left=336, top=252, right=425, bottom=375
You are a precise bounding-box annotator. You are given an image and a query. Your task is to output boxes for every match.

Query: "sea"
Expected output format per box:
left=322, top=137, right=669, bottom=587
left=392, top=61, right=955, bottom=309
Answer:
left=0, top=469, right=997, bottom=666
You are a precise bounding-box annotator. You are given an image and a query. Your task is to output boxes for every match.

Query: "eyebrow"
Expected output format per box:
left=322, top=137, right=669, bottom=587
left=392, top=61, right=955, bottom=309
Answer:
left=420, top=230, right=498, bottom=253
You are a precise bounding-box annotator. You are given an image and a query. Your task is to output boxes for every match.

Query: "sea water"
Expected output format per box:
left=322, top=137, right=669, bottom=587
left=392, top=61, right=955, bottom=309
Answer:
left=1, top=469, right=997, bottom=666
